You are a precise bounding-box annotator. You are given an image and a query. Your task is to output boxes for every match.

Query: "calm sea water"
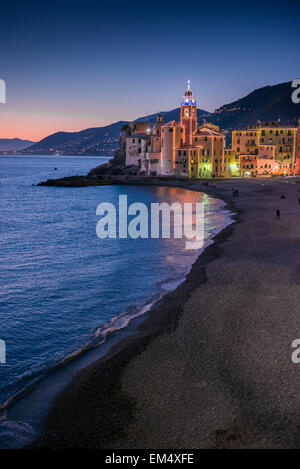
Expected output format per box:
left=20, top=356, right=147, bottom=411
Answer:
left=0, top=155, right=232, bottom=444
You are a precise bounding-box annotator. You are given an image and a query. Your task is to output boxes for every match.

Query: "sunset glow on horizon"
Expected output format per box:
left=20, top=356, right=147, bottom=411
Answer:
left=1, top=0, right=299, bottom=142
left=0, top=109, right=113, bottom=141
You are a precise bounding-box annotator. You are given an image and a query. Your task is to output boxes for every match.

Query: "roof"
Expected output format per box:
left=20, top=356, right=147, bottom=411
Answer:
left=162, top=120, right=183, bottom=128
left=194, top=129, right=224, bottom=137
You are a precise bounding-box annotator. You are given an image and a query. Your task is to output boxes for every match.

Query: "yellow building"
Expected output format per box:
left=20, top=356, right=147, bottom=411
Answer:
left=232, top=122, right=297, bottom=176
left=224, top=149, right=240, bottom=177
left=124, top=83, right=299, bottom=179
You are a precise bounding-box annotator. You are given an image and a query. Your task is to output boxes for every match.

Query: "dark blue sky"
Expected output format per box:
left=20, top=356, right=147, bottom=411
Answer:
left=0, top=0, right=299, bottom=140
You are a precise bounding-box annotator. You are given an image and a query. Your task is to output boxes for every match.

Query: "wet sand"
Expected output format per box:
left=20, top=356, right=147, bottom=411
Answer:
left=32, top=177, right=300, bottom=449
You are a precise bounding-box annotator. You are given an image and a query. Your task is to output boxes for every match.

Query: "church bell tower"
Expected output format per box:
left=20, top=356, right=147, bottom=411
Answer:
left=180, top=80, right=197, bottom=146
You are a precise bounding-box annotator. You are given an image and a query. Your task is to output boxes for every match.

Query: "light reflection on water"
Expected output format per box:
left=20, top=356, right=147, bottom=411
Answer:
left=0, top=156, right=233, bottom=417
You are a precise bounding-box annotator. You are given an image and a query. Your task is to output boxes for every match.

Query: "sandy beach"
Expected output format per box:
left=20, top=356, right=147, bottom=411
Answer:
left=32, top=177, right=300, bottom=449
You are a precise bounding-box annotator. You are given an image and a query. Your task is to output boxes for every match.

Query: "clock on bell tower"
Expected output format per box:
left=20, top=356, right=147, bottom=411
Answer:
left=180, top=80, right=197, bottom=146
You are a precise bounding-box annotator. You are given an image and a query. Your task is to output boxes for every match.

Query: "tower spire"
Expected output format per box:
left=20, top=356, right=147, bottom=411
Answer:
left=180, top=80, right=197, bottom=145
left=182, top=80, right=196, bottom=104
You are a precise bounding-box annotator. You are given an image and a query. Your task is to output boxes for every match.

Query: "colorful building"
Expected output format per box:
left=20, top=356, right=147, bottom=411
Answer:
left=224, top=149, right=240, bottom=177
left=124, top=83, right=300, bottom=178
left=295, top=119, right=300, bottom=175
left=125, top=81, right=225, bottom=178
left=232, top=122, right=297, bottom=176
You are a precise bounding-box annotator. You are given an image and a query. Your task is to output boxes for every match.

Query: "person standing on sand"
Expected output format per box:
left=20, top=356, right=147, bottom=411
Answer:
left=276, top=209, right=280, bottom=220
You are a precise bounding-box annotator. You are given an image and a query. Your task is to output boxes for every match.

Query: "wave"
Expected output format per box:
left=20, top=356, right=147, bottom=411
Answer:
left=0, top=202, right=234, bottom=448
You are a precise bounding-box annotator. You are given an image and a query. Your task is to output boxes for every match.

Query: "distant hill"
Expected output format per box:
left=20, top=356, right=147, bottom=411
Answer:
left=207, top=81, right=300, bottom=131
left=23, top=121, right=129, bottom=156
left=16, top=81, right=300, bottom=157
left=22, top=109, right=209, bottom=157
left=0, top=138, right=34, bottom=151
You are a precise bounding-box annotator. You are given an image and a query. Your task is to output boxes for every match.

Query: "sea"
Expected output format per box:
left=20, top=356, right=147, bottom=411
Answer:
left=0, top=155, right=233, bottom=447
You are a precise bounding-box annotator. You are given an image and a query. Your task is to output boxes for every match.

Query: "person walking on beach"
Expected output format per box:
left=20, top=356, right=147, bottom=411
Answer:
left=276, top=209, right=280, bottom=220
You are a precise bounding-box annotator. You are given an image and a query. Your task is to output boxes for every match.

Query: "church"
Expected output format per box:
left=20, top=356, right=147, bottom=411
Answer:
left=124, top=82, right=300, bottom=178
left=125, top=81, right=225, bottom=178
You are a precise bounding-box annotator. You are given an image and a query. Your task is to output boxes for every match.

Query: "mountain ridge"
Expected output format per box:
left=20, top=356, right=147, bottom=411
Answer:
left=4, top=81, right=299, bottom=156
left=0, top=138, right=35, bottom=151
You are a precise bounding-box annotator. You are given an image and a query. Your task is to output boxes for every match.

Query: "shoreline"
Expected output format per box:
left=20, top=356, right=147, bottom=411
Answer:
left=29, top=178, right=240, bottom=448
left=30, top=176, right=300, bottom=448
left=0, top=178, right=232, bottom=448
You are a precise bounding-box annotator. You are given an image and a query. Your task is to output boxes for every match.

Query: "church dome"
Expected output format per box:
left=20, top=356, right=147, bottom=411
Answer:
left=181, top=80, right=197, bottom=106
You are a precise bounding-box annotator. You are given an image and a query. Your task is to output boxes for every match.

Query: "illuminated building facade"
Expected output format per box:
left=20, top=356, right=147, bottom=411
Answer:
left=224, top=149, right=240, bottom=177
left=124, top=84, right=300, bottom=178
left=232, top=122, right=297, bottom=176
left=295, top=119, right=300, bottom=175
left=125, top=81, right=225, bottom=177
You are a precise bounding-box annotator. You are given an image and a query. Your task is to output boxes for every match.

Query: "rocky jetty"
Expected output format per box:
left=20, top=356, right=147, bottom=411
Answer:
left=88, top=162, right=139, bottom=178
left=37, top=161, right=139, bottom=187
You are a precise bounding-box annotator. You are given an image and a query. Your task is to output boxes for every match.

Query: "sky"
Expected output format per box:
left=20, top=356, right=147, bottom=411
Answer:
left=0, top=0, right=299, bottom=141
